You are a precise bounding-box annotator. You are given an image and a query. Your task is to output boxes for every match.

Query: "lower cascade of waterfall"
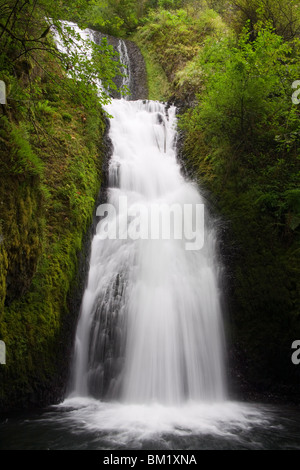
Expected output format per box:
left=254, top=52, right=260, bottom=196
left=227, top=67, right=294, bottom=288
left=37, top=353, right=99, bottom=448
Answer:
left=68, top=97, right=227, bottom=405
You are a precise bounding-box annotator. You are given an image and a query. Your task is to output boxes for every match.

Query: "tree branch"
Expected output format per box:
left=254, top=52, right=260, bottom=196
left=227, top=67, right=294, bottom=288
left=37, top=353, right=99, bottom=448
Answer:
left=0, top=0, right=22, bottom=40
left=0, top=21, right=25, bottom=43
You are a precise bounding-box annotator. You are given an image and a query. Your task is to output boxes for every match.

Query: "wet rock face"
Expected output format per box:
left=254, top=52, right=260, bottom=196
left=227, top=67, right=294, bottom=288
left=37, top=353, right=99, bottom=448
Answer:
left=124, top=39, right=148, bottom=101
left=93, top=32, right=148, bottom=101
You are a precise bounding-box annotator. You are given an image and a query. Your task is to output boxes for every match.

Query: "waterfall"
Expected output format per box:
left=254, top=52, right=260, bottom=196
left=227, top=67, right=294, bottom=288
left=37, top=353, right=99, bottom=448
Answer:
left=67, top=26, right=227, bottom=404
left=117, top=40, right=131, bottom=99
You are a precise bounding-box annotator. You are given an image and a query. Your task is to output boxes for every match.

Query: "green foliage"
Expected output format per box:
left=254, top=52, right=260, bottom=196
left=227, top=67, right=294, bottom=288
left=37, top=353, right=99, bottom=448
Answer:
left=10, top=122, right=44, bottom=176
left=179, top=24, right=300, bottom=388
left=157, top=0, right=184, bottom=9
left=229, top=0, right=300, bottom=41
left=284, top=189, right=300, bottom=230
left=54, top=23, right=122, bottom=104
left=62, top=112, right=72, bottom=122
left=185, top=27, right=299, bottom=153
left=133, top=39, right=170, bottom=100
left=137, top=8, right=202, bottom=79
left=0, top=59, right=107, bottom=408
left=0, top=0, right=122, bottom=114
left=135, top=5, right=227, bottom=99
left=173, top=10, right=228, bottom=100
left=79, top=0, right=149, bottom=37
left=0, top=0, right=115, bottom=409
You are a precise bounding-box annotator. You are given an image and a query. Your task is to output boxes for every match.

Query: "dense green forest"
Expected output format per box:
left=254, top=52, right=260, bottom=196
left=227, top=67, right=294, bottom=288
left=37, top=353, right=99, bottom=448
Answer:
left=0, top=0, right=299, bottom=409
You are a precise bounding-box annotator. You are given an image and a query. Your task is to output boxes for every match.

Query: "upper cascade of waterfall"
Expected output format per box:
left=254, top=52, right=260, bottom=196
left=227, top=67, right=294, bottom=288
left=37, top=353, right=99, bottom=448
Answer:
left=52, top=21, right=104, bottom=92
left=52, top=20, right=147, bottom=100
left=117, top=40, right=131, bottom=99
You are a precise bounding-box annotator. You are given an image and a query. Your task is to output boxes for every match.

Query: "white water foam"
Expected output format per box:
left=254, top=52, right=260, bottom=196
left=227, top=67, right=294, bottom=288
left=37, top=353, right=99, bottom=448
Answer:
left=55, top=397, right=272, bottom=449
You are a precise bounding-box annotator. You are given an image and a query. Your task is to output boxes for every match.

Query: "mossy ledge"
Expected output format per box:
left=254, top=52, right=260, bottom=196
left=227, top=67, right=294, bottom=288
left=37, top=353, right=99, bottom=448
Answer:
left=0, top=55, right=111, bottom=412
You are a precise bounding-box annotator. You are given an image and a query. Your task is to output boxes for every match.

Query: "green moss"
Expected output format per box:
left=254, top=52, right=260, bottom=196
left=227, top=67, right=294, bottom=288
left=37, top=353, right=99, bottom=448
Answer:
left=0, top=57, right=107, bottom=410
left=134, top=7, right=227, bottom=100
left=180, top=114, right=300, bottom=389
left=62, top=112, right=72, bottom=123
left=133, top=39, right=170, bottom=101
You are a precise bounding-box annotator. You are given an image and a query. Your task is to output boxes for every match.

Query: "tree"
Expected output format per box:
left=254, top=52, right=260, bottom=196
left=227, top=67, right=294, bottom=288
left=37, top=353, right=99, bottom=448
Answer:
left=187, top=26, right=299, bottom=154
left=79, top=0, right=141, bottom=37
left=229, top=0, right=300, bottom=41
left=0, top=0, right=122, bottom=110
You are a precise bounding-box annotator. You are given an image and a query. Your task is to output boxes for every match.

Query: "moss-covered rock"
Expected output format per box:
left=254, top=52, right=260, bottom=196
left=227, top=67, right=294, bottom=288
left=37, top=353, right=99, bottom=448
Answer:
left=178, top=112, right=300, bottom=401
left=0, top=57, right=108, bottom=411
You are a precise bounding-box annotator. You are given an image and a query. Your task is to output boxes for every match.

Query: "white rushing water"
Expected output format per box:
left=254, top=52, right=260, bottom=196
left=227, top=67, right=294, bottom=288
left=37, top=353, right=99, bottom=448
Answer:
left=52, top=21, right=98, bottom=64
left=117, top=40, right=131, bottom=99
left=69, top=96, right=226, bottom=403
